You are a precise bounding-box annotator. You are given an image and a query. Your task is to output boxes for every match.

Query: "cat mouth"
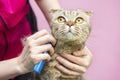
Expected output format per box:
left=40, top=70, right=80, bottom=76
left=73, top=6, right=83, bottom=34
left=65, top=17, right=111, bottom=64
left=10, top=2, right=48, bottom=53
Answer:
left=67, top=30, right=74, bottom=35
left=68, top=29, right=71, bottom=32
left=67, top=29, right=74, bottom=34
left=67, top=27, right=74, bottom=33
left=67, top=30, right=73, bottom=34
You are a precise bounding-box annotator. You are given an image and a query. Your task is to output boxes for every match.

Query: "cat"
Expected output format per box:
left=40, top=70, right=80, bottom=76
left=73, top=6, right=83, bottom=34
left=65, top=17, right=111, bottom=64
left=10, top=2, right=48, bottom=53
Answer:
left=36, top=9, right=92, bottom=80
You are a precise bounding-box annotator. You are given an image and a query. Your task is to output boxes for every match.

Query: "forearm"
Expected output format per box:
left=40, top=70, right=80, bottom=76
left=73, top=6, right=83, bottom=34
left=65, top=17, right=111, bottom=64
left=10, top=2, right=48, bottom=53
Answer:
left=35, top=0, right=61, bottom=22
left=0, top=58, right=21, bottom=80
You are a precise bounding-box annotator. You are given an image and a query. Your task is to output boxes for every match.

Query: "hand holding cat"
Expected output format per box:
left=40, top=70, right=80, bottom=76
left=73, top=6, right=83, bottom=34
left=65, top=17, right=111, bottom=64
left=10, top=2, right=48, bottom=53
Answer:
left=56, top=47, right=92, bottom=78
left=16, top=29, right=56, bottom=74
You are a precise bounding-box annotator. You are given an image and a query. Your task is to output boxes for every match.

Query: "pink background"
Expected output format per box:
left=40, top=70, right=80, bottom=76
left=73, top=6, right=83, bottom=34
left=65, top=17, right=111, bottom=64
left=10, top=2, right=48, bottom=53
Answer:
left=30, top=0, right=120, bottom=80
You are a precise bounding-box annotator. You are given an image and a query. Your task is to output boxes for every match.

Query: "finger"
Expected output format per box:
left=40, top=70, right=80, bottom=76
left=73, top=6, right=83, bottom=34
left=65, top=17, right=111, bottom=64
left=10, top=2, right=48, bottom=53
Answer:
left=30, top=44, right=54, bottom=56
left=73, top=46, right=92, bottom=58
left=60, top=53, right=87, bottom=67
left=80, top=47, right=93, bottom=67
left=56, top=64, right=81, bottom=76
left=30, top=53, right=51, bottom=64
left=28, top=29, right=49, bottom=40
left=56, top=56, right=86, bottom=73
left=32, top=34, right=56, bottom=46
left=73, top=49, right=87, bottom=57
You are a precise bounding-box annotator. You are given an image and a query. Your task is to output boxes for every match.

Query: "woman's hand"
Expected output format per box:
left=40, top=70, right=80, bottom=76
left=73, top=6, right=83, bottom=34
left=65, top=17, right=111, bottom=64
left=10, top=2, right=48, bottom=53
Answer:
left=56, top=47, right=92, bottom=78
left=17, top=29, right=56, bottom=74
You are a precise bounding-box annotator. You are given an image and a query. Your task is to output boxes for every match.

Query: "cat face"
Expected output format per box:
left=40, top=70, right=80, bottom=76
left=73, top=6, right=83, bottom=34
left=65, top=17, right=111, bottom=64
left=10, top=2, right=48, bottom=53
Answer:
left=50, top=9, right=92, bottom=43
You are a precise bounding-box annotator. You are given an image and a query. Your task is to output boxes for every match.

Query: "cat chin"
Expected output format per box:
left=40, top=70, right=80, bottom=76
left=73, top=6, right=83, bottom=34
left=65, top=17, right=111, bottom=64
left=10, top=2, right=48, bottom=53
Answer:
left=55, top=33, right=80, bottom=41
left=57, top=36, right=79, bottom=42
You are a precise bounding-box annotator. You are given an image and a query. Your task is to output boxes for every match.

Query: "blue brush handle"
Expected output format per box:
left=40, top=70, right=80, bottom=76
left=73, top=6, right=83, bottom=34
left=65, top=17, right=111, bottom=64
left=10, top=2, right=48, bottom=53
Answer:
left=34, top=42, right=51, bottom=74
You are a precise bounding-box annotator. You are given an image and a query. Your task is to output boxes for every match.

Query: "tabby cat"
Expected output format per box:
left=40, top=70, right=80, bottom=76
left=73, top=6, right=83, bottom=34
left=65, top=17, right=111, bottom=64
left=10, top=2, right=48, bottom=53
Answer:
left=36, top=9, right=92, bottom=80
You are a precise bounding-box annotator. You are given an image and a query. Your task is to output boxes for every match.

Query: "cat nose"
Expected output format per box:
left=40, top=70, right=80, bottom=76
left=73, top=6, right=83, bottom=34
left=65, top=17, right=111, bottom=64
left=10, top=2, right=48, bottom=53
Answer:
left=66, top=21, right=74, bottom=27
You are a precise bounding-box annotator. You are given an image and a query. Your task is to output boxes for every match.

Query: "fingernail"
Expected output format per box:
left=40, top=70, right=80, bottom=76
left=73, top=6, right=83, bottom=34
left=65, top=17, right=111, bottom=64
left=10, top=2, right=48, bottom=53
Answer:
left=56, top=63, right=59, bottom=66
left=56, top=56, right=60, bottom=60
left=56, top=64, right=61, bottom=68
left=56, top=56, right=63, bottom=61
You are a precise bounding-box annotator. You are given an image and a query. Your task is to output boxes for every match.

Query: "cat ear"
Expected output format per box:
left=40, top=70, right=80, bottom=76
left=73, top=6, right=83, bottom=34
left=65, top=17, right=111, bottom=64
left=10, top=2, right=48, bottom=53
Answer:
left=85, top=10, right=93, bottom=16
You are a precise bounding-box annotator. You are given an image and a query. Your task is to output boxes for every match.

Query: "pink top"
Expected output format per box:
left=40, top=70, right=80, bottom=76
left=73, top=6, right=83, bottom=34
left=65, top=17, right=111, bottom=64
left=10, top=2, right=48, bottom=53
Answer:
left=0, top=0, right=32, bottom=60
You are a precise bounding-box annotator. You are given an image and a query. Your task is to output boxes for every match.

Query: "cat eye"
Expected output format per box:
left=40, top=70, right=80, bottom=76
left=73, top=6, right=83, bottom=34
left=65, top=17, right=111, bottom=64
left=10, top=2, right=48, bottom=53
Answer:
left=57, top=16, right=66, bottom=23
left=75, top=17, right=84, bottom=24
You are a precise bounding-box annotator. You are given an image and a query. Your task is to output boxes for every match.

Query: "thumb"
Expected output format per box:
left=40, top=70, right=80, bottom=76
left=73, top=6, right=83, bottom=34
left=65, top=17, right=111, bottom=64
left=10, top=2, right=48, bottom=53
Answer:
left=73, top=47, right=87, bottom=57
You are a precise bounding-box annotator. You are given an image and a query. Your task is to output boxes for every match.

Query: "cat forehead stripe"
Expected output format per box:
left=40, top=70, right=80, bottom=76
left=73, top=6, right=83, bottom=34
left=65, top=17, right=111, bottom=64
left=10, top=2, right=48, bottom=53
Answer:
left=64, top=10, right=79, bottom=16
